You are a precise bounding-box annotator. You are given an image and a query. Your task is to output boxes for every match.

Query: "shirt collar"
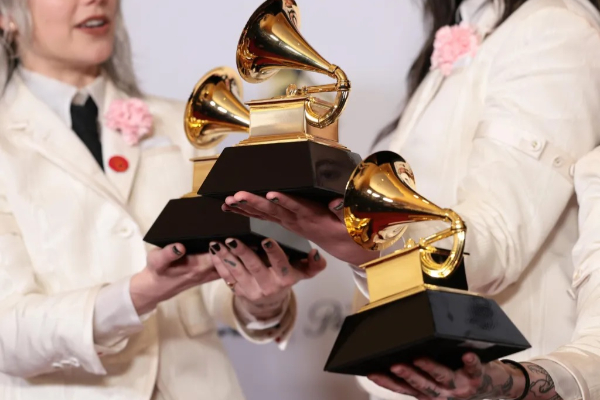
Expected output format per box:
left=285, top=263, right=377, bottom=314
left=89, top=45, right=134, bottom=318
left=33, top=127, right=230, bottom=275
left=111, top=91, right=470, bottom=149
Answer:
left=458, top=0, right=504, bottom=37
left=17, top=67, right=107, bottom=128
left=459, top=0, right=600, bottom=36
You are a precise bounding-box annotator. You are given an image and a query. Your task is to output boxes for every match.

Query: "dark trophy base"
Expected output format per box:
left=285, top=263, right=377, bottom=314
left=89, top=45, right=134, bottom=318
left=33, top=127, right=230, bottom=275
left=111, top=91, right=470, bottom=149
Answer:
left=144, top=196, right=312, bottom=261
left=198, top=141, right=362, bottom=204
left=324, top=289, right=531, bottom=376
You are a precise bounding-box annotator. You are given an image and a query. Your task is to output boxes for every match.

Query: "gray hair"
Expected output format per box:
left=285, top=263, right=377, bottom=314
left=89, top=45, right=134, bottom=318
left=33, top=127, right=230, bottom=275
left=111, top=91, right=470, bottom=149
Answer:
left=0, top=0, right=142, bottom=96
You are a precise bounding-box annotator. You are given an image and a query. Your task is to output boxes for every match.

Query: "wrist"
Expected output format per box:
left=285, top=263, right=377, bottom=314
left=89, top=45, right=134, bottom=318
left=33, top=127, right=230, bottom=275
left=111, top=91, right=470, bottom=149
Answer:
left=129, top=270, right=159, bottom=315
left=338, top=234, right=379, bottom=266
left=352, top=249, right=380, bottom=266
left=501, top=361, right=529, bottom=400
left=236, top=290, right=290, bottom=321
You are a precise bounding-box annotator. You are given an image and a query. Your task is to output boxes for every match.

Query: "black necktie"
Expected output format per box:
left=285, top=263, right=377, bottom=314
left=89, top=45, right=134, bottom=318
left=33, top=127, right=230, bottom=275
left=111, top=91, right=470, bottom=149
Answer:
left=71, top=97, right=104, bottom=170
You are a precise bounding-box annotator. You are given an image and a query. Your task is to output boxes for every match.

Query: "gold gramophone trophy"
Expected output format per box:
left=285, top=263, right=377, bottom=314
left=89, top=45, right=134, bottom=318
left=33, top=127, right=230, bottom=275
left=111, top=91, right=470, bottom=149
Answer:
left=146, top=0, right=360, bottom=258
left=197, top=0, right=361, bottom=203
left=144, top=66, right=311, bottom=259
left=324, top=151, right=530, bottom=375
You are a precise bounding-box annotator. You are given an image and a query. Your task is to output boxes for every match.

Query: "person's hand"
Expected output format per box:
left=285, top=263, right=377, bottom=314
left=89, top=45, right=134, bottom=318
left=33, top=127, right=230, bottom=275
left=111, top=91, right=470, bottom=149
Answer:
left=222, top=191, right=377, bottom=266
left=130, top=244, right=219, bottom=315
left=208, top=237, right=326, bottom=320
left=367, top=354, right=527, bottom=400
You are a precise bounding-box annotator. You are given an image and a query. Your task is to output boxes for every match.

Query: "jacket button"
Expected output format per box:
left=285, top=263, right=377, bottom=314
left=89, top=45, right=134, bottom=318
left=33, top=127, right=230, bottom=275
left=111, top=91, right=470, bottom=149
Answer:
left=118, top=222, right=134, bottom=238
left=553, top=157, right=564, bottom=167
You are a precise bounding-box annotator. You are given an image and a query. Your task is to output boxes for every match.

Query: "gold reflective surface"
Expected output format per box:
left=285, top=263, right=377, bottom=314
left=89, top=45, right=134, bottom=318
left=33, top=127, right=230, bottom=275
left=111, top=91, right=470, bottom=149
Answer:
left=184, top=66, right=250, bottom=149
left=236, top=0, right=350, bottom=129
left=344, top=151, right=467, bottom=279
left=235, top=95, right=347, bottom=149
left=184, top=155, right=220, bottom=198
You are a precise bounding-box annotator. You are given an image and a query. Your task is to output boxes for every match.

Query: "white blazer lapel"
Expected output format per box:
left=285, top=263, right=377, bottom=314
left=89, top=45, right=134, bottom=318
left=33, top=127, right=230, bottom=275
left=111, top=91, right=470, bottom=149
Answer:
left=1, top=77, right=123, bottom=206
left=100, top=80, right=141, bottom=203
left=391, top=0, right=506, bottom=153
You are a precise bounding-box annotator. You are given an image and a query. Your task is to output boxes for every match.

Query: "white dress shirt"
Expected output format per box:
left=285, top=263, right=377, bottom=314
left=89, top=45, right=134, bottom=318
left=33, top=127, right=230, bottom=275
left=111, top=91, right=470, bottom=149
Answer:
left=354, top=0, right=600, bottom=399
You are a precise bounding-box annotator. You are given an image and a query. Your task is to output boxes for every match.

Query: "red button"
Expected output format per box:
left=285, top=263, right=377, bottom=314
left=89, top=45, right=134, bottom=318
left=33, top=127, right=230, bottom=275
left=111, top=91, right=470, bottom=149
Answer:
left=108, top=156, right=129, bottom=173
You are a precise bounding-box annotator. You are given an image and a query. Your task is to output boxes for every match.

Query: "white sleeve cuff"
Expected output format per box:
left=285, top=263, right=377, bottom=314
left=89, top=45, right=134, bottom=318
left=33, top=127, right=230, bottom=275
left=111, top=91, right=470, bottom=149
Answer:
left=352, top=267, right=370, bottom=300
left=233, top=292, right=297, bottom=350
left=92, top=276, right=148, bottom=354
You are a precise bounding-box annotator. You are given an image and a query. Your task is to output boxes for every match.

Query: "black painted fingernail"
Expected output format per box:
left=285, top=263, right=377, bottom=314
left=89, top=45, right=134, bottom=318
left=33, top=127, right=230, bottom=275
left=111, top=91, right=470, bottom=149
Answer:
left=239, top=200, right=247, bottom=204
left=230, top=202, right=239, bottom=207
left=226, top=239, right=238, bottom=249
left=172, top=246, right=183, bottom=256
left=270, top=197, right=279, bottom=203
left=223, top=209, right=231, bottom=213
left=333, top=202, right=344, bottom=211
left=210, top=243, right=221, bottom=252
left=263, top=240, right=273, bottom=249
left=209, top=247, right=216, bottom=255
left=314, top=251, right=321, bottom=261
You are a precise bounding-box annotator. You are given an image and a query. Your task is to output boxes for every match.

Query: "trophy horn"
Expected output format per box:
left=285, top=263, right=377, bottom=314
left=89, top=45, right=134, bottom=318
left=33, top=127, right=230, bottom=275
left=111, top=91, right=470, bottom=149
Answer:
left=184, top=66, right=250, bottom=149
left=343, top=151, right=467, bottom=278
left=236, top=0, right=350, bottom=129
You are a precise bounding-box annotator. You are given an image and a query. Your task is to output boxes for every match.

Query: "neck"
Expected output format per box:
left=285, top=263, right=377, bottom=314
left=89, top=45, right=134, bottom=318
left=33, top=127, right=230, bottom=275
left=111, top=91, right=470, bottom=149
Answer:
left=20, top=56, right=101, bottom=88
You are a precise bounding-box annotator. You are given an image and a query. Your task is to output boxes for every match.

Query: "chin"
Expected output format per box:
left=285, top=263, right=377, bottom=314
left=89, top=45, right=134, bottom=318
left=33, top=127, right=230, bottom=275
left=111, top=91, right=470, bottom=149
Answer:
left=78, top=45, right=115, bottom=68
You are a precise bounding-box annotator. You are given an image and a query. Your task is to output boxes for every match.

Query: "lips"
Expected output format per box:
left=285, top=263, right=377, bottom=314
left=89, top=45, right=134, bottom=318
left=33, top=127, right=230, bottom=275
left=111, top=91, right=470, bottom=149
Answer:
left=75, top=15, right=111, bottom=36
left=76, top=15, right=110, bottom=29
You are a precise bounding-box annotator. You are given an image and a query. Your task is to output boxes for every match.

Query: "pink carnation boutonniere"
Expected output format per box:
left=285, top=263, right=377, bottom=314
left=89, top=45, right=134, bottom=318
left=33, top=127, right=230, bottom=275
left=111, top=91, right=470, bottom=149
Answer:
left=105, top=98, right=153, bottom=146
left=431, top=23, right=481, bottom=77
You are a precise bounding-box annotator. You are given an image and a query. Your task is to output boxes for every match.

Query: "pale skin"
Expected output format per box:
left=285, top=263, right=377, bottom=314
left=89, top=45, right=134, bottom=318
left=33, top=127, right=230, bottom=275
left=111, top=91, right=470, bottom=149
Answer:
left=0, top=0, right=326, bottom=323
left=209, top=239, right=325, bottom=320
left=221, top=191, right=377, bottom=266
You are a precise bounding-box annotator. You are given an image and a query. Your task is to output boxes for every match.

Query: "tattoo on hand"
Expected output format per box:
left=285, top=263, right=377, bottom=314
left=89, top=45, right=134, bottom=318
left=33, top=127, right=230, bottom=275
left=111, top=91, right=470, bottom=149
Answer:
left=453, top=372, right=515, bottom=400
left=525, top=363, right=563, bottom=400
left=432, top=371, right=456, bottom=390
left=281, top=266, right=289, bottom=276
left=449, top=363, right=560, bottom=400
left=224, top=259, right=237, bottom=267
left=500, top=373, right=514, bottom=395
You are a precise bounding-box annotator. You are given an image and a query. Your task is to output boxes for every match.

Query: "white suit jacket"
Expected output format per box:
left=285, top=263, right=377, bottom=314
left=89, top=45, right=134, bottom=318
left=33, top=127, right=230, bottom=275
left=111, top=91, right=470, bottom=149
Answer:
left=0, top=75, right=293, bottom=400
left=355, top=0, right=600, bottom=398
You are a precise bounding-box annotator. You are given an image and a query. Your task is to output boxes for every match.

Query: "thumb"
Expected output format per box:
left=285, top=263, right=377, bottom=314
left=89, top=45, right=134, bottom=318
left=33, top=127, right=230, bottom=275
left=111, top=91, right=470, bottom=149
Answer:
left=147, top=244, right=186, bottom=274
left=328, top=198, right=344, bottom=221
left=305, top=249, right=327, bottom=278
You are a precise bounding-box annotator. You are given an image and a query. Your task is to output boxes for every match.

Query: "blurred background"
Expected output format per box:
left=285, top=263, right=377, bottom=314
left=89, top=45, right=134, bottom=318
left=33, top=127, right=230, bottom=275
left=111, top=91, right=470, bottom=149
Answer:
left=121, top=1, right=426, bottom=399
